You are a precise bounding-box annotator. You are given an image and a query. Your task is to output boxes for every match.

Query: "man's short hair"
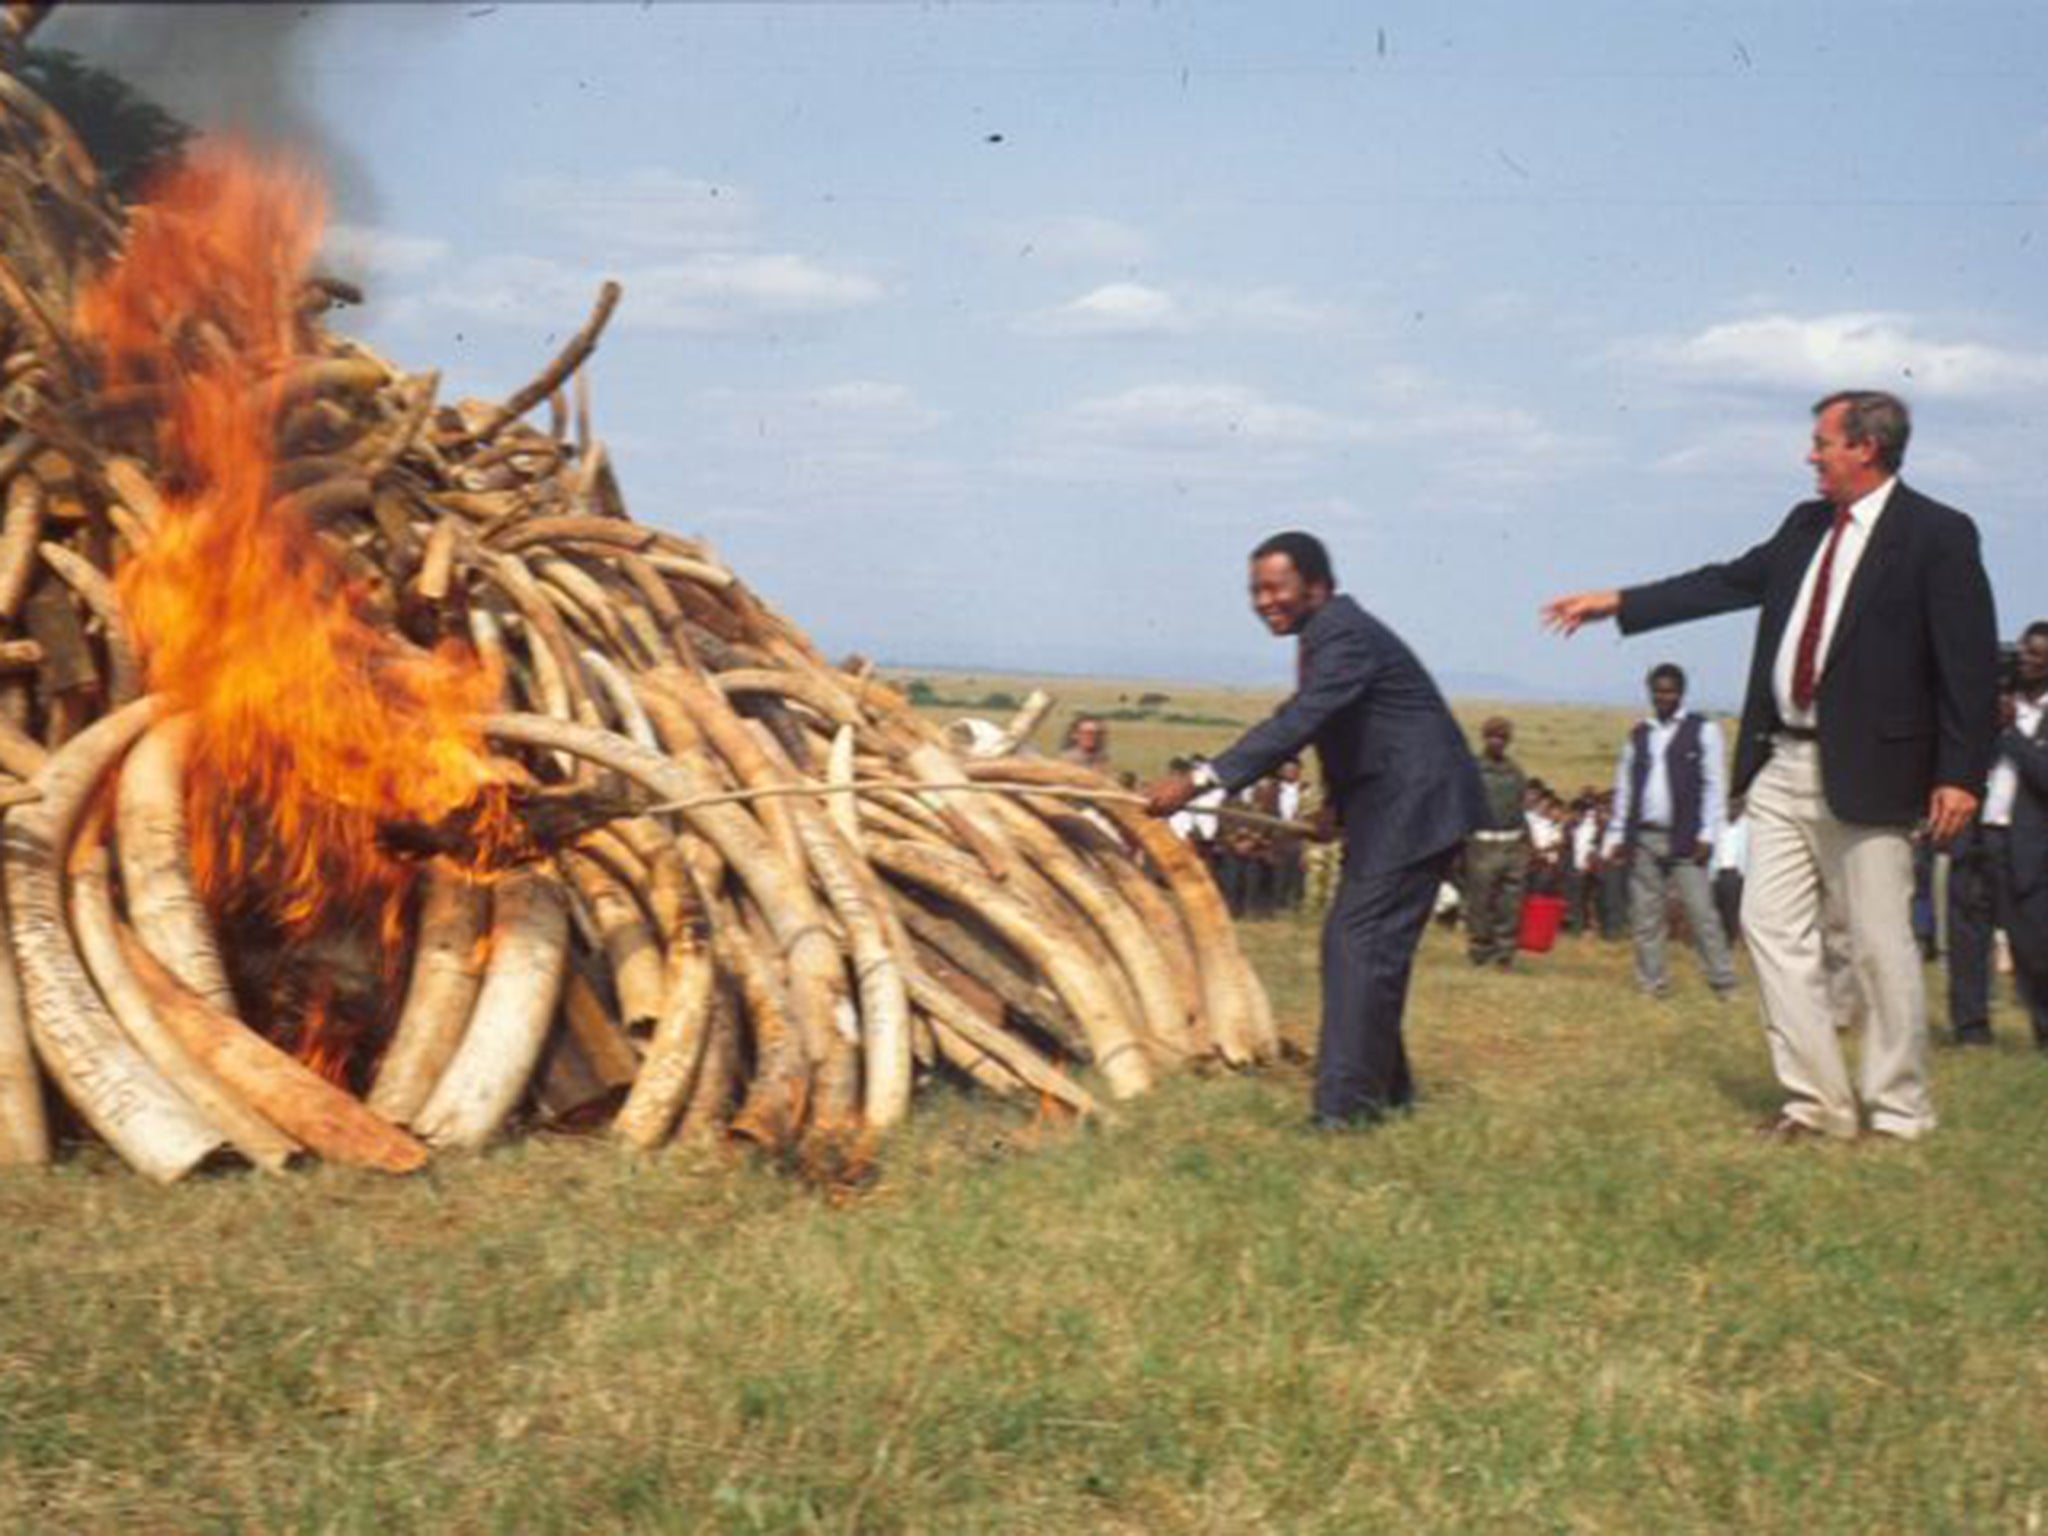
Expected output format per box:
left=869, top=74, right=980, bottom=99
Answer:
left=2025, top=620, right=2048, bottom=646
left=1647, top=662, right=1687, bottom=692
left=1482, top=715, right=1512, bottom=737
left=1251, top=530, right=1336, bottom=589
left=1814, top=390, right=1911, bottom=471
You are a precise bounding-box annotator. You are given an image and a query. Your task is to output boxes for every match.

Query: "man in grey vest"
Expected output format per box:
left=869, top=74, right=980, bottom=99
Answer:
left=1602, top=662, right=1739, bottom=999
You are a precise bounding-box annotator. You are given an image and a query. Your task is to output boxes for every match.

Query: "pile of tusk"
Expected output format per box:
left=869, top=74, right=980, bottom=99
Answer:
left=0, top=35, right=1276, bottom=1180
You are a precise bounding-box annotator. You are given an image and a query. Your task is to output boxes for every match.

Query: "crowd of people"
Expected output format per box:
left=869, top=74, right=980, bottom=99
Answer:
left=1055, top=715, right=1317, bottom=919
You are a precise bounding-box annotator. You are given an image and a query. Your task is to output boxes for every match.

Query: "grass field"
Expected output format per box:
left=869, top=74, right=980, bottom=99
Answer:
left=2, top=695, right=2044, bottom=1533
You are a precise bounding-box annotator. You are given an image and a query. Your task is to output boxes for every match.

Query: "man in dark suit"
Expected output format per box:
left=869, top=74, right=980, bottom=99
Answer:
left=1146, top=531, right=1486, bottom=1127
left=1544, top=390, right=1998, bottom=1141
left=1946, top=621, right=2048, bottom=1049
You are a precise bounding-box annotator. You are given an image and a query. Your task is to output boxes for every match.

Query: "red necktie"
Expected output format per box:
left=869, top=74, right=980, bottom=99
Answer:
left=1790, top=508, right=1854, bottom=711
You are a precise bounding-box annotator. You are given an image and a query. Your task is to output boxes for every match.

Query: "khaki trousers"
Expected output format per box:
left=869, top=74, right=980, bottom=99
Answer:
left=1742, top=736, right=1934, bottom=1139
left=1626, top=827, right=1738, bottom=996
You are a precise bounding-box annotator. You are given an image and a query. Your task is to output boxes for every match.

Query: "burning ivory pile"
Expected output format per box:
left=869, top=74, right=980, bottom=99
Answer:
left=0, top=58, right=1275, bottom=1180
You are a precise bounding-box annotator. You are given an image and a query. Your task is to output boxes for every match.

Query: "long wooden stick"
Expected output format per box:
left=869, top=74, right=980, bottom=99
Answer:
left=645, top=777, right=1312, bottom=837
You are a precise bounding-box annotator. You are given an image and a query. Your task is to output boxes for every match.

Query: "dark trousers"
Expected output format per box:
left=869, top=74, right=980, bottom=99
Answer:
left=1317, top=843, right=1456, bottom=1121
left=1597, top=861, right=1630, bottom=940
left=1212, top=849, right=1247, bottom=917
left=1714, top=868, right=1744, bottom=948
left=1947, top=825, right=2048, bottom=1046
left=1562, top=867, right=1590, bottom=934
left=1274, top=845, right=1305, bottom=911
left=1244, top=856, right=1278, bottom=918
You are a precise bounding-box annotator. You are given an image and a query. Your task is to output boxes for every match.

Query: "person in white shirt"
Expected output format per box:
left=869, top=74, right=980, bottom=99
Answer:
left=1945, top=622, right=2048, bottom=1048
left=1564, top=793, right=1602, bottom=934
left=1713, top=801, right=1749, bottom=947
left=1524, top=788, right=1564, bottom=892
left=1272, top=759, right=1308, bottom=910
left=1602, top=663, right=1739, bottom=999
left=1167, top=755, right=1224, bottom=844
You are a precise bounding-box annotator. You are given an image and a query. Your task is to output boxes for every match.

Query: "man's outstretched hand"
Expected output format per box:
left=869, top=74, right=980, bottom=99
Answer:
left=1144, top=773, right=1197, bottom=818
left=1541, top=589, right=1623, bottom=636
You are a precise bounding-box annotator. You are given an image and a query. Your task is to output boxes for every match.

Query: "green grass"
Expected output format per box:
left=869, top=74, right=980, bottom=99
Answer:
left=3, top=910, right=2045, bottom=1532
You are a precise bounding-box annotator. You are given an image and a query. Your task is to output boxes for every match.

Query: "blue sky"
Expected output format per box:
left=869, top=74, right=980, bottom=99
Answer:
left=47, top=2, right=2048, bottom=705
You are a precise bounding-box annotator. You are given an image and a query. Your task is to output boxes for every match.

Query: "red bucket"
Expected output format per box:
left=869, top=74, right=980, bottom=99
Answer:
left=1518, top=894, right=1568, bottom=954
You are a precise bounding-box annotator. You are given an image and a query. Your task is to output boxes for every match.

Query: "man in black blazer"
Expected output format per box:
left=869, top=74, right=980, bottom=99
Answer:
left=1147, top=531, right=1486, bottom=1127
left=1947, top=622, right=2048, bottom=1049
left=1545, top=390, right=1998, bottom=1140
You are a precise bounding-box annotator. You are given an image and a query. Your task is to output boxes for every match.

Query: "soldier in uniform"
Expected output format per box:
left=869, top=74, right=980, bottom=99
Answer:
left=1464, top=716, right=1530, bottom=968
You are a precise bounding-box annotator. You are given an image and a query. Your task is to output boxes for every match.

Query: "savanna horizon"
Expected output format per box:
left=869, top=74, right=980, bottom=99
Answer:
left=890, top=665, right=1651, bottom=791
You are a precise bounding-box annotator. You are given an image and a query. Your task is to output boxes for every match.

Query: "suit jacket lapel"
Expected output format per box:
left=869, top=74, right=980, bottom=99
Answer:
left=1822, top=484, right=1910, bottom=671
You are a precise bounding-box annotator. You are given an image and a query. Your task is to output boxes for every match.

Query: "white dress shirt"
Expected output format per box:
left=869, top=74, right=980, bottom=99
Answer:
left=1603, top=711, right=1727, bottom=856
left=1772, top=477, right=1896, bottom=729
left=1172, top=783, right=1225, bottom=842
left=1981, top=694, right=2044, bottom=828
left=1570, top=814, right=1599, bottom=870
left=1714, top=815, right=1749, bottom=877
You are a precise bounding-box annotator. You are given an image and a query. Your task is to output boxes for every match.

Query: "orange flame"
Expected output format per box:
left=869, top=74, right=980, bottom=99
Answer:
left=75, top=144, right=515, bottom=1029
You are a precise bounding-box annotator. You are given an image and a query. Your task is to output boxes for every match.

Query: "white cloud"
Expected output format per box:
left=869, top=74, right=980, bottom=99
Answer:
left=679, top=381, right=961, bottom=514
left=1019, top=371, right=1609, bottom=494
left=1632, top=311, right=2048, bottom=400
left=1354, top=366, right=1614, bottom=485
left=1020, top=281, right=1352, bottom=339
left=632, top=254, right=882, bottom=320
left=1219, top=286, right=1347, bottom=334
left=322, top=222, right=449, bottom=279
left=1012, top=381, right=1367, bottom=494
left=1018, top=282, right=1188, bottom=337
left=1652, top=421, right=1797, bottom=479
left=995, top=214, right=1152, bottom=267
left=502, top=168, right=759, bottom=251
left=420, top=251, right=881, bottom=333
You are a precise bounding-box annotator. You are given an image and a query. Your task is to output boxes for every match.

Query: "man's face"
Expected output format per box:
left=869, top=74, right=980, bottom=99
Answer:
left=1482, top=727, right=1511, bottom=760
left=1807, top=403, right=1883, bottom=507
left=1075, top=721, right=1103, bottom=751
left=1249, top=553, right=1329, bottom=636
left=1650, top=675, right=1684, bottom=720
left=2019, top=634, right=2048, bottom=692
